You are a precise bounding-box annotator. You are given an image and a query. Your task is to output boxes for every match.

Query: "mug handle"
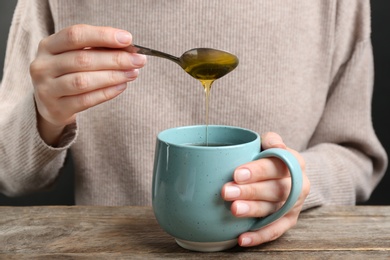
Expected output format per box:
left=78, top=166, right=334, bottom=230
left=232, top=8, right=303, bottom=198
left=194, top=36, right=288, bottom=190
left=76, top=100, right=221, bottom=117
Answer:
left=249, top=148, right=303, bottom=231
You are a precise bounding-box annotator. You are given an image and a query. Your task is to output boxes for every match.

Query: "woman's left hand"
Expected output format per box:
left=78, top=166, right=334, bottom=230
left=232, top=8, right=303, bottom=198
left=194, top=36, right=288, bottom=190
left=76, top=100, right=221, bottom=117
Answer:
left=221, top=132, right=310, bottom=247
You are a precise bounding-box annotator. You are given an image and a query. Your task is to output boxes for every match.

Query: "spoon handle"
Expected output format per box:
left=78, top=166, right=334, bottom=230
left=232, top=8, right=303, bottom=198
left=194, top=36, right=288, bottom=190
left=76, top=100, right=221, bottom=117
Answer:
left=126, top=44, right=181, bottom=66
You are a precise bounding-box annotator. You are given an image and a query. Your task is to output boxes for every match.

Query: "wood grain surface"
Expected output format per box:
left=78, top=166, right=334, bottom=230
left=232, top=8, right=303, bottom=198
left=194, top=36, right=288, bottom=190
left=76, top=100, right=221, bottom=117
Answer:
left=0, top=206, right=389, bottom=259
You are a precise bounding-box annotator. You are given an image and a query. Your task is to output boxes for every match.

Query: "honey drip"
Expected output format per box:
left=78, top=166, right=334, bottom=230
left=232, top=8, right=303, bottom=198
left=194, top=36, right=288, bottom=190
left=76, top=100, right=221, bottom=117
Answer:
left=184, top=58, right=238, bottom=145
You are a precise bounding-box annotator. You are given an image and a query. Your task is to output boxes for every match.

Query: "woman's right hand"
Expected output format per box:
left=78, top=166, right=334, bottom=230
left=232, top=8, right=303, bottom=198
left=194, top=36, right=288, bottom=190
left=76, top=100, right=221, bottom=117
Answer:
left=30, top=24, right=146, bottom=146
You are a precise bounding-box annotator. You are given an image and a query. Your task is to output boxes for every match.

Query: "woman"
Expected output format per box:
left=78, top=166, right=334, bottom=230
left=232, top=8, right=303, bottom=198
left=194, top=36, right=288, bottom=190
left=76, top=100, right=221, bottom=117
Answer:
left=0, top=0, right=386, bottom=247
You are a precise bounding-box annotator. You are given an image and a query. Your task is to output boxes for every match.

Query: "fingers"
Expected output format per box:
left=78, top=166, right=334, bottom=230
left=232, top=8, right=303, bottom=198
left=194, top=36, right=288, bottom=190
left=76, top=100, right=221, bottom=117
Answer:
left=230, top=200, right=284, bottom=217
left=31, top=49, right=146, bottom=78
left=30, top=24, right=148, bottom=130
left=44, top=69, right=139, bottom=97
left=30, top=24, right=146, bottom=145
left=39, top=24, right=133, bottom=54
left=237, top=207, right=301, bottom=247
left=233, top=158, right=290, bottom=184
left=60, top=83, right=128, bottom=115
left=261, top=132, right=287, bottom=150
left=54, top=49, right=146, bottom=76
left=222, top=178, right=291, bottom=202
left=236, top=184, right=307, bottom=247
left=34, top=83, right=128, bottom=127
left=231, top=132, right=288, bottom=185
left=233, top=132, right=305, bottom=185
left=220, top=132, right=310, bottom=248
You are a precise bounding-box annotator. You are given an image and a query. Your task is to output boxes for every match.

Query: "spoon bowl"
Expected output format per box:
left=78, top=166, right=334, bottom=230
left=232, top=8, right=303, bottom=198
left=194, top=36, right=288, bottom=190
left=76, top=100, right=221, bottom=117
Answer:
left=126, top=45, right=239, bottom=80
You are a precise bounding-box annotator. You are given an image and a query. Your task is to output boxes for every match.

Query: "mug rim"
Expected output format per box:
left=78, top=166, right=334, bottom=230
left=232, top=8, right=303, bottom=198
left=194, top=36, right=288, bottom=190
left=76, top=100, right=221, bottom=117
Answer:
left=157, top=125, right=260, bottom=149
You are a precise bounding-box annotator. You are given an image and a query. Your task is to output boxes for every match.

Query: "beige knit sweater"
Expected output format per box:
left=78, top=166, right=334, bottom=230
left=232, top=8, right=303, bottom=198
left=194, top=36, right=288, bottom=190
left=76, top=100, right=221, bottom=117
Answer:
left=0, top=0, right=387, bottom=208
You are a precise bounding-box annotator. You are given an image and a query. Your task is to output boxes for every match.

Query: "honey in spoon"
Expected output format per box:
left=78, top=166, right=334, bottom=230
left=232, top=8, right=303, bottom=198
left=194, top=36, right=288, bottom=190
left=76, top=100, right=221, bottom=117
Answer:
left=127, top=45, right=239, bottom=143
left=178, top=48, right=239, bottom=135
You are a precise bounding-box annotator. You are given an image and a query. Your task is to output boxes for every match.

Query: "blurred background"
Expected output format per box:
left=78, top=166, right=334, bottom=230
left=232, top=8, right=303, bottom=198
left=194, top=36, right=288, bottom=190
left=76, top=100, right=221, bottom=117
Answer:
left=0, top=1, right=389, bottom=205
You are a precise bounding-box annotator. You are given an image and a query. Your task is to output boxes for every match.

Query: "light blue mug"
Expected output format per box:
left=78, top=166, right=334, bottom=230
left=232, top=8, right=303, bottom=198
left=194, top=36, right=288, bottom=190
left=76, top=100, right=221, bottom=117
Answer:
left=152, top=125, right=302, bottom=252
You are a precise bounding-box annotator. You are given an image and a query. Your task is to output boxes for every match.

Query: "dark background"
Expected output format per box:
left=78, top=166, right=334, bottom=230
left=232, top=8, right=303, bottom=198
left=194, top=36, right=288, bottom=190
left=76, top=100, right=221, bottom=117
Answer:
left=0, top=1, right=389, bottom=206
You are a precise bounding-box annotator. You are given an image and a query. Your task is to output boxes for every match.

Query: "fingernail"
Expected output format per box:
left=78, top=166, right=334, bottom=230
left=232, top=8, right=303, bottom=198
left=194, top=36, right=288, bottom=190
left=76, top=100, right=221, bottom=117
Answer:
left=236, top=202, right=250, bottom=215
left=124, top=69, right=139, bottom=78
left=224, top=186, right=241, bottom=199
left=235, top=168, right=251, bottom=182
left=116, top=31, right=132, bottom=44
left=241, top=237, right=252, bottom=246
left=115, top=83, right=127, bottom=91
left=131, top=54, right=146, bottom=67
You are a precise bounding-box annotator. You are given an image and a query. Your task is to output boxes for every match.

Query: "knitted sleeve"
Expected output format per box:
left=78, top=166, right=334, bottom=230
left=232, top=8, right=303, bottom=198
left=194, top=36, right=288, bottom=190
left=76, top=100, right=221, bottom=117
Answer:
left=0, top=0, right=77, bottom=196
left=302, top=0, right=388, bottom=209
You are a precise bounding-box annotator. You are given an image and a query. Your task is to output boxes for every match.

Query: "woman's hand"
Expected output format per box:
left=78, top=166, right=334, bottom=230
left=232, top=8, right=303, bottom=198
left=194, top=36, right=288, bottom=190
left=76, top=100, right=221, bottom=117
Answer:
left=30, top=24, right=146, bottom=145
left=221, top=132, right=310, bottom=247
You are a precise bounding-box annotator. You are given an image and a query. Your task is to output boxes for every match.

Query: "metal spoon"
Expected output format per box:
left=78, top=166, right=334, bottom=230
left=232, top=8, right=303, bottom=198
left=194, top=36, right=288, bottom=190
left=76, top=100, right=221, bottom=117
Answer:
left=126, top=44, right=239, bottom=80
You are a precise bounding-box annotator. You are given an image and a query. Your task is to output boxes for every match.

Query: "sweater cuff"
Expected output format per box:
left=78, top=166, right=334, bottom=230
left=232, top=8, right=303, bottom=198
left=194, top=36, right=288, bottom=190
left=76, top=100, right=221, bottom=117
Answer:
left=0, top=92, right=78, bottom=196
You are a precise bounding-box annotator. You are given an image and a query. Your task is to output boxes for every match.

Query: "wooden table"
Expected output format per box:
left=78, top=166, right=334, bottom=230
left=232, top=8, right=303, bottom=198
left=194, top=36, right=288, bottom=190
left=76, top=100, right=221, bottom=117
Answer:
left=0, top=206, right=389, bottom=259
